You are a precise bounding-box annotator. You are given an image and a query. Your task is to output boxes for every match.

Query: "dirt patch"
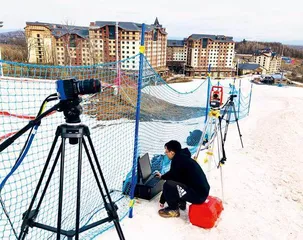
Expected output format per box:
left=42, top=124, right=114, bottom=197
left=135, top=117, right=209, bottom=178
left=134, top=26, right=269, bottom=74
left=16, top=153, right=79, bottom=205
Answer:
left=166, top=77, right=193, bottom=84
left=83, top=86, right=205, bottom=121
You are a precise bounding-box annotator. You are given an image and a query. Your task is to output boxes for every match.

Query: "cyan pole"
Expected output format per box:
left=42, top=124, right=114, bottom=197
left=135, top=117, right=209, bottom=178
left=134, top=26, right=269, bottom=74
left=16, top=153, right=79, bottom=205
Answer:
left=204, top=64, right=212, bottom=123
left=248, top=83, right=253, bottom=116
left=237, top=79, right=242, bottom=119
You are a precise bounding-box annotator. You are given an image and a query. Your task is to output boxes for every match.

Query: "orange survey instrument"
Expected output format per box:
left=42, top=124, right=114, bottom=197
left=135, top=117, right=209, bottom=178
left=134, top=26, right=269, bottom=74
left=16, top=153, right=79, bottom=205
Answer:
left=209, top=86, right=223, bottom=108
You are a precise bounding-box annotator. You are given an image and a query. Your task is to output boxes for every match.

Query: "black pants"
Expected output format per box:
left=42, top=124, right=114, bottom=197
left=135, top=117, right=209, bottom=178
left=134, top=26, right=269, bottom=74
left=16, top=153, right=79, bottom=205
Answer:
left=162, top=180, right=206, bottom=210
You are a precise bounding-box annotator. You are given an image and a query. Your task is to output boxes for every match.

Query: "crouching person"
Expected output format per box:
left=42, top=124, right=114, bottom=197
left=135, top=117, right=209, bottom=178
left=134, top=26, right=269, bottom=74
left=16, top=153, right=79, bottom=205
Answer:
left=156, top=140, right=210, bottom=218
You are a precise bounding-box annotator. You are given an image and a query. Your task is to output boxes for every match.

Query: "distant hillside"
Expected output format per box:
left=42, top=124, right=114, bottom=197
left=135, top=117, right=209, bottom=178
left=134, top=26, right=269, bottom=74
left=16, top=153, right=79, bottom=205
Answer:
left=235, top=40, right=303, bottom=59
left=287, top=45, right=303, bottom=51
left=0, top=30, right=25, bottom=45
left=0, top=31, right=27, bottom=62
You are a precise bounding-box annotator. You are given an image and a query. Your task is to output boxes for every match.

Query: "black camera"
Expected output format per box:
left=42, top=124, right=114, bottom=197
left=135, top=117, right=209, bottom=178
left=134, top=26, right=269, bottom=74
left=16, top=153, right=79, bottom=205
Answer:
left=55, top=78, right=101, bottom=132
left=56, top=78, right=101, bottom=101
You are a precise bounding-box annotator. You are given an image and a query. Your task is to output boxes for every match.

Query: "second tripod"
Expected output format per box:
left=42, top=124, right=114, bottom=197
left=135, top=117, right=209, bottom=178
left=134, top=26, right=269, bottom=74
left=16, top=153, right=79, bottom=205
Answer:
left=220, top=94, right=244, bottom=148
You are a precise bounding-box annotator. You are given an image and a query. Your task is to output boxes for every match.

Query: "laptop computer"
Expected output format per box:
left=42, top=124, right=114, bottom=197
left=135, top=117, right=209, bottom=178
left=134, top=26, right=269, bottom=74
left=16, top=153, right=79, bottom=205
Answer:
left=138, top=153, right=161, bottom=187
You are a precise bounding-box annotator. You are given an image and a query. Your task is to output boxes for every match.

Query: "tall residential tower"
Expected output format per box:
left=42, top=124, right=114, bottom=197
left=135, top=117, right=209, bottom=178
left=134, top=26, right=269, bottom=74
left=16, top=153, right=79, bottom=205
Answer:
left=25, top=18, right=168, bottom=74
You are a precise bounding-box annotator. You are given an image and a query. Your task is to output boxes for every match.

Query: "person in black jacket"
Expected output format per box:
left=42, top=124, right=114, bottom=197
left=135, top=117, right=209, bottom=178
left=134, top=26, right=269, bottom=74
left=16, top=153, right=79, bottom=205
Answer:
left=156, top=140, right=210, bottom=218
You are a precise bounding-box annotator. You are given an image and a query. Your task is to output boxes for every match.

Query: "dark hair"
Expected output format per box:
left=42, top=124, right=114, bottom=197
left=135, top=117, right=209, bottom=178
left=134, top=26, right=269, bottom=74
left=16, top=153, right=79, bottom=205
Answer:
left=165, top=140, right=181, bottom=153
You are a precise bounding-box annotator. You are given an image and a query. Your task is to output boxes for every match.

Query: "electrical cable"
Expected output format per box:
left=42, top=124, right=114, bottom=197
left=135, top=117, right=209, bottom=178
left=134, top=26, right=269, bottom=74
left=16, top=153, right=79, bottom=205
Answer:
left=0, top=93, right=58, bottom=239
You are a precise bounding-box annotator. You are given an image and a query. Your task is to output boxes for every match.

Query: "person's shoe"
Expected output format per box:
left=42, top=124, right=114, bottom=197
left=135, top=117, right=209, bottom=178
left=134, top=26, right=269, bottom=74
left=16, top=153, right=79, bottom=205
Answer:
left=158, top=207, right=180, bottom=218
left=178, top=201, right=187, bottom=211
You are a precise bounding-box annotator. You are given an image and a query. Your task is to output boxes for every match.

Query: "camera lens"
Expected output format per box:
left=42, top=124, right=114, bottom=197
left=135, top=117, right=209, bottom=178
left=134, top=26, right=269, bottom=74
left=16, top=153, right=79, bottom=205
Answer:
left=77, top=79, right=101, bottom=95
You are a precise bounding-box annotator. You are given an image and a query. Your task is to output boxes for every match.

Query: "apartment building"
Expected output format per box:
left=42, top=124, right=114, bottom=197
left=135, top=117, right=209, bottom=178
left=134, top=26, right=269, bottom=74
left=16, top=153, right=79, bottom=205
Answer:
left=186, top=34, right=235, bottom=77
left=167, top=40, right=187, bottom=62
left=253, top=48, right=281, bottom=74
left=25, top=18, right=168, bottom=73
left=166, top=40, right=187, bottom=73
left=25, top=22, right=90, bottom=65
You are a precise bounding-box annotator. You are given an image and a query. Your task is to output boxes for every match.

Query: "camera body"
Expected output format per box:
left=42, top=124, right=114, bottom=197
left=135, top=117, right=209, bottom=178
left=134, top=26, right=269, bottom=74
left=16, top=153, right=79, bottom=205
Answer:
left=56, top=78, right=101, bottom=101
left=210, top=86, right=223, bottom=108
left=55, top=78, right=101, bottom=127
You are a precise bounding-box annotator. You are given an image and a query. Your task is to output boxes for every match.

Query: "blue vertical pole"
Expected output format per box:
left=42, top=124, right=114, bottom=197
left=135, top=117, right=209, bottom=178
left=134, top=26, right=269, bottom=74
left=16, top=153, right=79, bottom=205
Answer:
left=129, top=23, right=145, bottom=218
left=232, top=78, right=236, bottom=94
left=247, top=83, right=253, bottom=116
left=0, top=59, right=4, bottom=77
left=204, top=64, right=212, bottom=123
left=237, top=79, right=242, bottom=119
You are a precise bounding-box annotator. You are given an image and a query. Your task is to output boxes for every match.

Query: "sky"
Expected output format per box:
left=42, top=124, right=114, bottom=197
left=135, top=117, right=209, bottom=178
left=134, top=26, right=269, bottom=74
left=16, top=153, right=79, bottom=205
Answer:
left=0, top=0, right=302, bottom=45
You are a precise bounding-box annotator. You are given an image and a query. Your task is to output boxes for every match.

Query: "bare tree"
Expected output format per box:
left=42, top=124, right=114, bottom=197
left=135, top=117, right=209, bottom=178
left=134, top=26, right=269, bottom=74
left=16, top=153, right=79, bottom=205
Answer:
left=21, top=30, right=36, bottom=63
left=59, top=20, right=86, bottom=67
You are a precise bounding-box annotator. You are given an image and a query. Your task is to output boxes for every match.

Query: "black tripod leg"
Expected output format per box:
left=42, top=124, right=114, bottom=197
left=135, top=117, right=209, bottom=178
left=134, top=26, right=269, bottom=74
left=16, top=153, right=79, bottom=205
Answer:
left=18, top=134, right=60, bottom=240
left=75, top=137, right=83, bottom=240
left=57, top=138, right=66, bottom=240
left=223, top=104, right=232, bottom=143
left=36, top=144, right=62, bottom=210
left=218, top=116, right=227, bottom=166
left=220, top=103, right=228, bottom=120
left=85, top=136, right=125, bottom=240
left=82, top=139, right=108, bottom=206
left=231, top=103, right=244, bottom=148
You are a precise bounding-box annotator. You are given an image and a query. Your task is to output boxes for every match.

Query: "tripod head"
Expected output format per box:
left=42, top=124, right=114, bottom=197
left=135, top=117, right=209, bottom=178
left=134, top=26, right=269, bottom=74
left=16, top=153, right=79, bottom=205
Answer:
left=56, top=97, right=83, bottom=124
left=56, top=78, right=101, bottom=124
left=228, top=94, right=237, bottom=102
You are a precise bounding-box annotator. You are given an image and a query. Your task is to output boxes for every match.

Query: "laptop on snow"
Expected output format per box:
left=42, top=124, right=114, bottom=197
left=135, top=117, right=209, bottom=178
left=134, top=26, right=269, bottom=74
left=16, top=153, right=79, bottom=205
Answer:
left=138, top=153, right=160, bottom=187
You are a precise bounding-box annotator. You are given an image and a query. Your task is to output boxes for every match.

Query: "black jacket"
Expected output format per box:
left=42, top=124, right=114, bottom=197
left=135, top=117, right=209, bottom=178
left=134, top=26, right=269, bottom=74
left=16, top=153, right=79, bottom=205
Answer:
left=161, top=148, right=210, bottom=199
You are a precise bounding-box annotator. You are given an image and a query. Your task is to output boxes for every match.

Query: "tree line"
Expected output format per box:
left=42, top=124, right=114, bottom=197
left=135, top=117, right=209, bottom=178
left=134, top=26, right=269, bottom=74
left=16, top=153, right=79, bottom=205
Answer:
left=0, top=31, right=28, bottom=62
left=235, top=40, right=303, bottom=59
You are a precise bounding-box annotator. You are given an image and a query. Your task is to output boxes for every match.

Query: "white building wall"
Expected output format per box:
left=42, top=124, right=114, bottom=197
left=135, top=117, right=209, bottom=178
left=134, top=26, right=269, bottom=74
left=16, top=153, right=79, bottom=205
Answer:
left=121, top=39, right=140, bottom=70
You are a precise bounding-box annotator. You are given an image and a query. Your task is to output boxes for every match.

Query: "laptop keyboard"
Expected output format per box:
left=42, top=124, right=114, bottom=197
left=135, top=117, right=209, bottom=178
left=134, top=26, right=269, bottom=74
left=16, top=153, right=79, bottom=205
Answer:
left=146, top=176, right=160, bottom=186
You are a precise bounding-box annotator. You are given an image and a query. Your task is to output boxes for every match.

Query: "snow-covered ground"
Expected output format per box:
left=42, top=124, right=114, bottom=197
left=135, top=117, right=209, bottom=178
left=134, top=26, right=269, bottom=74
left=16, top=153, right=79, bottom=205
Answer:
left=100, top=82, right=303, bottom=240
left=1, top=76, right=302, bottom=240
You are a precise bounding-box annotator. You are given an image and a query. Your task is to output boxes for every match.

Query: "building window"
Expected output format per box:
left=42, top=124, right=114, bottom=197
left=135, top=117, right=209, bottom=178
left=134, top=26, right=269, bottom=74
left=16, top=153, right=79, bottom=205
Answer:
left=109, top=26, right=115, bottom=39
left=70, top=35, right=76, bottom=47
left=153, top=29, right=158, bottom=41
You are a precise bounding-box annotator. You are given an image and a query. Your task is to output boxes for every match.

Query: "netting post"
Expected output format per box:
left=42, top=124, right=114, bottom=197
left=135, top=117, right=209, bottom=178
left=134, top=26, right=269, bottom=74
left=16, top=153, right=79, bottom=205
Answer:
left=248, top=83, right=253, bottom=116
left=237, top=78, right=242, bottom=118
left=115, top=21, right=121, bottom=95
left=232, top=78, right=236, bottom=93
left=128, top=23, right=145, bottom=218
left=0, top=49, right=3, bottom=77
left=204, top=64, right=212, bottom=123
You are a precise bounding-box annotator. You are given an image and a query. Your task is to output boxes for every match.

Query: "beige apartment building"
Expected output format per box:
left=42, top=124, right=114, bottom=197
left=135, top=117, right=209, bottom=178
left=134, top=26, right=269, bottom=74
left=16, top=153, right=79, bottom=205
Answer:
left=167, top=40, right=187, bottom=62
left=25, top=18, right=168, bottom=73
left=185, top=34, right=235, bottom=77
left=25, top=22, right=89, bottom=65
left=253, top=48, right=281, bottom=74
left=166, top=40, right=187, bottom=73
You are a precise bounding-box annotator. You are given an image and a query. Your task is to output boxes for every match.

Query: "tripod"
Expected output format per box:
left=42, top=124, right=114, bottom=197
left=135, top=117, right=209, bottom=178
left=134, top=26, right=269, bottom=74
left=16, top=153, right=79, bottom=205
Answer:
left=194, top=108, right=226, bottom=200
left=220, top=94, right=244, bottom=148
left=17, top=98, right=125, bottom=240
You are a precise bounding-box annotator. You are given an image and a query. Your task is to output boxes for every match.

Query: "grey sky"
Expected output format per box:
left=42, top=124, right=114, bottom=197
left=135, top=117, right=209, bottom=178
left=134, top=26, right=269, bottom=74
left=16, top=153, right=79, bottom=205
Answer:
left=1, top=0, right=302, bottom=44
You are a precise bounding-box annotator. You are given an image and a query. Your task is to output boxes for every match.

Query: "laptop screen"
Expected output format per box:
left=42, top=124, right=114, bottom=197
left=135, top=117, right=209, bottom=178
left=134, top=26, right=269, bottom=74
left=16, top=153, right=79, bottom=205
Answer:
left=139, top=153, right=152, bottom=181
